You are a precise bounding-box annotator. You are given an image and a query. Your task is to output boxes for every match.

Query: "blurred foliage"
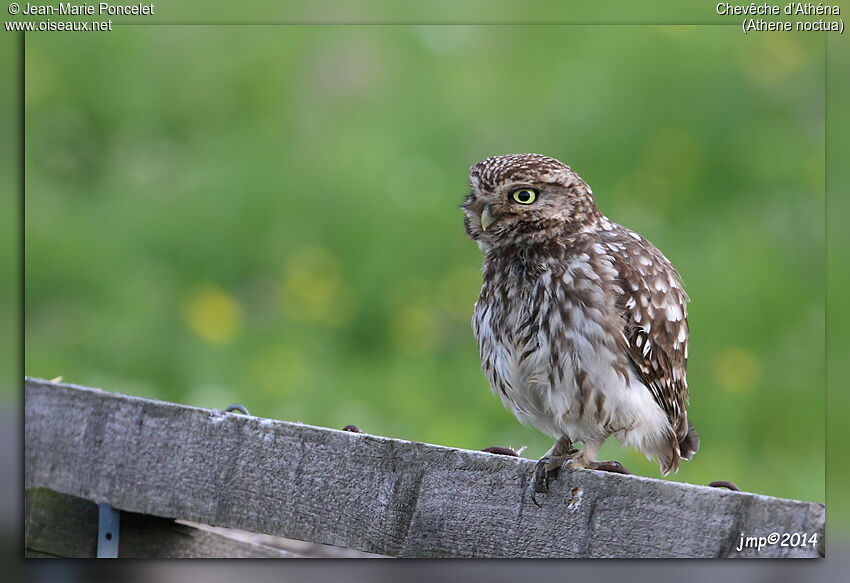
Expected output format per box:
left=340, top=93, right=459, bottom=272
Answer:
left=826, top=32, right=850, bottom=530
left=0, top=32, right=16, bottom=406
left=24, top=26, right=823, bottom=503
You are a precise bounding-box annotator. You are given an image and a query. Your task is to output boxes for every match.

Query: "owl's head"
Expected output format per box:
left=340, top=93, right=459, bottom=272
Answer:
left=463, top=153, right=601, bottom=250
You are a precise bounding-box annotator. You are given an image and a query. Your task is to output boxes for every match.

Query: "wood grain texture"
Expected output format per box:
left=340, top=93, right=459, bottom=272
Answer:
left=24, top=377, right=825, bottom=558
left=25, top=487, right=299, bottom=558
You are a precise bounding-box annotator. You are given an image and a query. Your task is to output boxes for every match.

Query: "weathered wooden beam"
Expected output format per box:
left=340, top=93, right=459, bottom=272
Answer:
left=24, top=377, right=825, bottom=558
left=25, top=487, right=299, bottom=558
left=179, top=521, right=386, bottom=558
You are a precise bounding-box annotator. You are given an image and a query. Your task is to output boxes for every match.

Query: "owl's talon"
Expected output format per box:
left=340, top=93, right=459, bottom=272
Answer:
left=530, top=457, right=555, bottom=506
left=531, top=453, right=575, bottom=506
left=531, top=458, right=549, bottom=507
left=533, top=457, right=551, bottom=492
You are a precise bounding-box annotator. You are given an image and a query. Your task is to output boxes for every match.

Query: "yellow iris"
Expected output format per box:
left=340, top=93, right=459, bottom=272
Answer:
left=512, top=188, right=537, bottom=204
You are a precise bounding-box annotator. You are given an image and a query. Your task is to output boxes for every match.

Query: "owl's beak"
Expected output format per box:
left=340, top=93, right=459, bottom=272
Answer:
left=480, top=206, right=496, bottom=232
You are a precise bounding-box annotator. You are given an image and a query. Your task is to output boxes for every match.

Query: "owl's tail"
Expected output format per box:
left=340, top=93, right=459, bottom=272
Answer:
left=659, top=420, right=699, bottom=476
left=679, top=419, right=700, bottom=461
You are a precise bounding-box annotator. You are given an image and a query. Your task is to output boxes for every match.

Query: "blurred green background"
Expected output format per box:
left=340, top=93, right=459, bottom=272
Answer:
left=24, top=26, right=824, bottom=503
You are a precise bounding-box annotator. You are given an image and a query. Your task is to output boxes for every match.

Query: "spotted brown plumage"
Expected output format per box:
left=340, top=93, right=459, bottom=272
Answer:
left=463, top=153, right=698, bottom=488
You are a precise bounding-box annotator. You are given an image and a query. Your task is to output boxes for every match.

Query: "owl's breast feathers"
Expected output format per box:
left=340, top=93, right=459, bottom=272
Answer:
left=473, top=220, right=698, bottom=472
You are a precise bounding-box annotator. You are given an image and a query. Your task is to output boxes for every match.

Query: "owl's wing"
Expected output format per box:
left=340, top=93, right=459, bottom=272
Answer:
left=603, top=227, right=691, bottom=447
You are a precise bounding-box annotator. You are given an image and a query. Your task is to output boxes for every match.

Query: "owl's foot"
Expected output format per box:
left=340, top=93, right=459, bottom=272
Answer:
left=531, top=456, right=563, bottom=498
left=530, top=437, right=577, bottom=506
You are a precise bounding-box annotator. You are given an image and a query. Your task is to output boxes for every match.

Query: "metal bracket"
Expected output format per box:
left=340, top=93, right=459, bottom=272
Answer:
left=97, top=503, right=120, bottom=558
left=224, top=403, right=250, bottom=415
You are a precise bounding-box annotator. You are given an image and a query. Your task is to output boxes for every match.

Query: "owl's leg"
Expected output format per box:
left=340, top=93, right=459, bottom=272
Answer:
left=531, top=437, right=577, bottom=505
left=565, top=438, right=632, bottom=475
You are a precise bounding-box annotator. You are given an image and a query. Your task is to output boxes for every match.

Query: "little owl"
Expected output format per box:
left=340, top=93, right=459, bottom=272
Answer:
left=463, top=153, right=698, bottom=500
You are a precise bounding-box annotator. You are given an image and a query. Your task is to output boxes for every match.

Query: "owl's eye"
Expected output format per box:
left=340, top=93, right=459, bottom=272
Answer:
left=511, top=188, right=537, bottom=205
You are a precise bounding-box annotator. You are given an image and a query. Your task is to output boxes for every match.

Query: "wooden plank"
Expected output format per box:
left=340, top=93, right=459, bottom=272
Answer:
left=180, top=522, right=387, bottom=558
left=24, top=377, right=825, bottom=558
left=25, top=487, right=98, bottom=558
left=25, top=487, right=299, bottom=558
